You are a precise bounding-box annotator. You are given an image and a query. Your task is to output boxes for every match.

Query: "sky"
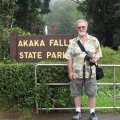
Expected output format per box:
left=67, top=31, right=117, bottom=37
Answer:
left=49, top=0, right=83, bottom=10
left=49, top=0, right=65, bottom=10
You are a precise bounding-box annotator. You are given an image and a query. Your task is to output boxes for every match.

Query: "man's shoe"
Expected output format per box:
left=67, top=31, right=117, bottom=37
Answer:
left=72, top=111, right=81, bottom=120
left=89, top=112, right=98, bottom=120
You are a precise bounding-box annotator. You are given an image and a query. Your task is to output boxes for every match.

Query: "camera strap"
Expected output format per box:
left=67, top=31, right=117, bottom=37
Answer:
left=77, top=40, right=88, bottom=54
left=77, top=40, right=92, bottom=80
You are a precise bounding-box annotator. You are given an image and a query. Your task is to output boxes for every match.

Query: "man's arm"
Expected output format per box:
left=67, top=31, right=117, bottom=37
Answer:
left=67, top=60, right=74, bottom=80
left=93, top=39, right=102, bottom=62
left=93, top=56, right=101, bottom=63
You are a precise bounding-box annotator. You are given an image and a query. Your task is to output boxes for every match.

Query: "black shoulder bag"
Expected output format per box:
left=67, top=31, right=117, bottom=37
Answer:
left=77, top=40, right=104, bottom=80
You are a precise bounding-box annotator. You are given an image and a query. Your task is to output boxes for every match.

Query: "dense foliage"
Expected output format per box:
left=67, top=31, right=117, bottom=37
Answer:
left=0, top=0, right=50, bottom=34
left=75, top=0, right=120, bottom=50
left=0, top=27, right=30, bottom=62
left=0, top=63, right=35, bottom=108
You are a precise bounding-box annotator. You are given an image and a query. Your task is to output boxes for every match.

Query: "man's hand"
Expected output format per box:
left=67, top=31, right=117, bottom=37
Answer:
left=69, top=72, right=74, bottom=80
left=92, top=56, right=101, bottom=63
left=85, top=54, right=95, bottom=66
left=84, top=54, right=92, bottom=61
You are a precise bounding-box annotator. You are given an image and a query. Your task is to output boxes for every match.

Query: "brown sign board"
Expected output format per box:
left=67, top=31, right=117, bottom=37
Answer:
left=10, top=32, right=75, bottom=62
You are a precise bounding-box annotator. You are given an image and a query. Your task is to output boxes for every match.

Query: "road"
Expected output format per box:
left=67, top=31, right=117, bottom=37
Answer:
left=33, top=112, right=120, bottom=120
left=1, top=111, right=120, bottom=120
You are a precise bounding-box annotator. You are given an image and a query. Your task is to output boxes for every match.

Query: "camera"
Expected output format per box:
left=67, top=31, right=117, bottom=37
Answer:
left=84, top=54, right=95, bottom=66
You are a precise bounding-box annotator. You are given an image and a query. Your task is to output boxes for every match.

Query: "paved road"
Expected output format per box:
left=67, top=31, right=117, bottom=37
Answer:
left=33, top=112, right=120, bottom=120
left=1, top=111, right=120, bottom=120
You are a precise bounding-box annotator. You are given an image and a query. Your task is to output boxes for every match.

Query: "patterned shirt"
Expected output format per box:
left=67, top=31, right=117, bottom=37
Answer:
left=64, top=34, right=102, bottom=79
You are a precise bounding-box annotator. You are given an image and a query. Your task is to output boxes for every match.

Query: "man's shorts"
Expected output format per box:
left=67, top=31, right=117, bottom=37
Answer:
left=70, top=77, right=97, bottom=97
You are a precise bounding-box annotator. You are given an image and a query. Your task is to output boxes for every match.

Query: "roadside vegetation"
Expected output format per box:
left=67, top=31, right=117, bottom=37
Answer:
left=0, top=47, right=120, bottom=113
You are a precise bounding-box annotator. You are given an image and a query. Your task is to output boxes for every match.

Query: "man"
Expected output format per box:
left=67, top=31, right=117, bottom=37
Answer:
left=64, top=19, right=102, bottom=120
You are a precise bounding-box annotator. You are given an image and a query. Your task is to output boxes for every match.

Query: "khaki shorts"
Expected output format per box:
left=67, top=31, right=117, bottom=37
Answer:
left=70, top=77, right=97, bottom=96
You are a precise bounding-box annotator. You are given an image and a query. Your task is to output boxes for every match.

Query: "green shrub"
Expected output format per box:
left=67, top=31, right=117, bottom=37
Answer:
left=98, top=47, right=118, bottom=64
left=0, top=62, right=70, bottom=109
left=0, top=26, right=30, bottom=62
left=0, top=63, right=35, bottom=108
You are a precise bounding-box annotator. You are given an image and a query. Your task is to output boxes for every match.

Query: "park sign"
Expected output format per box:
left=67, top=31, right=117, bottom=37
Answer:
left=10, top=32, right=74, bottom=62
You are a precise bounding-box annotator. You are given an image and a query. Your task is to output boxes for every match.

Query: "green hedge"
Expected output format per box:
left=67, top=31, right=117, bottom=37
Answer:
left=35, top=64, right=71, bottom=109
left=0, top=63, right=35, bottom=108
left=0, top=47, right=120, bottom=110
left=0, top=62, right=71, bottom=109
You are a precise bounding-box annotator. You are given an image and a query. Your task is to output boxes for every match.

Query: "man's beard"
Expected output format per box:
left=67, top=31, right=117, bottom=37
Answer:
left=78, top=32, right=86, bottom=36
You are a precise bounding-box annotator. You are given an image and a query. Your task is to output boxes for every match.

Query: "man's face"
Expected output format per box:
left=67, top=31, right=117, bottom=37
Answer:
left=76, top=22, right=87, bottom=36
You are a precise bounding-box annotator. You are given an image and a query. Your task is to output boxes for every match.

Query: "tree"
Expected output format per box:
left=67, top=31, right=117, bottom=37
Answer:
left=14, top=0, right=50, bottom=34
left=0, top=0, right=16, bottom=28
left=113, top=2, right=120, bottom=50
left=75, top=0, right=120, bottom=50
left=0, top=0, right=50, bottom=34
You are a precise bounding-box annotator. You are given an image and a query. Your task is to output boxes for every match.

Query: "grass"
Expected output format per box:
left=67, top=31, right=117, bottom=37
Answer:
left=81, top=87, right=120, bottom=112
